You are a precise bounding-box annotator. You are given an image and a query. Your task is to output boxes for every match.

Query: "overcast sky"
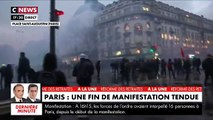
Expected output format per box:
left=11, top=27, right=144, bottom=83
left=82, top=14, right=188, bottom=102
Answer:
left=0, top=0, right=212, bottom=50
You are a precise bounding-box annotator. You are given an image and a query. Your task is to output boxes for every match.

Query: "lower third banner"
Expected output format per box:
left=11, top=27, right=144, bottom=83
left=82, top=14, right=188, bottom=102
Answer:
left=42, top=86, right=202, bottom=115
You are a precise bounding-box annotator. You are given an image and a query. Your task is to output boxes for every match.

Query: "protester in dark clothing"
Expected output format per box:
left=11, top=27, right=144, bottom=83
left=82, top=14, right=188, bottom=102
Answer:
left=167, top=59, right=175, bottom=79
left=36, top=53, right=67, bottom=86
left=111, top=61, right=119, bottom=84
left=17, top=52, right=30, bottom=83
left=183, top=58, right=191, bottom=81
left=174, top=58, right=178, bottom=74
left=202, top=54, right=213, bottom=86
left=73, top=53, right=94, bottom=86
left=28, top=67, right=36, bottom=83
left=131, top=60, right=137, bottom=82
left=161, top=59, right=167, bottom=77
left=146, top=59, right=154, bottom=80
left=195, top=58, right=201, bottom=74
left=0, top=64, right=6, bottom=89
left=111, top=62, right=119, bottom=74
left=176, top=58, right=182, bottom=75
left=5, top=64, right=13, bottom=88
left=192, top=57, right=197, bottom=70
left=110, top=62, right=115, bottom=73
left=95, top=60, right=101, bottom=84
left=120, top=58, right=131, bottom=86
left=154, top=58, right=160, bottom=79
left=34, top=53, right=67, bottom=120
left=137, top=60, right=149, bottom=83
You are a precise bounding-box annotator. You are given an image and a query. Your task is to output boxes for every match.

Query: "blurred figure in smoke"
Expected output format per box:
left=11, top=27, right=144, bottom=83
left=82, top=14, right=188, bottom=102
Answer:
left=120, top=58, right=131, bottom=86
left=37, top=53, right=67, bottom=86
left=195, top=58, right=201, bottom=74
left=176, top=58, right=182, bottom=76
left=167, top=59, right=175, bottom=79
left=35, top=53, right=67, bottom=120
left=174, top=58, right=178, bottom=75
left=17, top=52, right=30, bottom=83
left=28, top=67, right=36, bottom=83
left=183, top=57, right=191, bottom=81
left=0, top=64, right=6, bottom=89
left=161, top=59, right=167, bottom=77
left=110, top=61, right=119, bottom=84
left=95, top=60, right=101, bottom=84
left=154, top=58, right=160, bottom=79
left=131, top=60, right=137, bottom=82
left=73, top=53, right=94, bottom=86
left=202, top=54, right=213, bottom=86
left=5, top=64, right=13, bottom=88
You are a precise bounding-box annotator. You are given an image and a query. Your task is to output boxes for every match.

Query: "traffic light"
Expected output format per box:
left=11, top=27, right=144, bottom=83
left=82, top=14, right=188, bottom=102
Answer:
left=149, top=45, right=158, bottom=53
left=53, top=9, right=64, bottom=29
left=149, top=48, right=154, bottom=53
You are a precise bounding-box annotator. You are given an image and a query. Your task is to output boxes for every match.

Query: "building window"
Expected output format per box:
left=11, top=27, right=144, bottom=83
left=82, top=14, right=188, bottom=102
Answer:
left=146, top=22, right=151, bottom=29
left=115, top=27, right=121, bottom=39
left=134, top=23, right=143, bottom=35
left=124, top=7, right=131, bottom=13
left=165, top=26, right=167, bottom=33
left=161, top=33, right=164, bottom=39
left=133, top=15, right=139, bottom=20
left=124, top=23, right=130, bottom=32
left=169, top=27, right=174, bottom=35
left=142, top=7, right=149, bottom=11
left=101, top=16, right=105, bottom=21
left=164, top=33, right=168, bottom=40
left=133, top=5, right=140, bottom=11
left=116, top=10, right=121, bottom=16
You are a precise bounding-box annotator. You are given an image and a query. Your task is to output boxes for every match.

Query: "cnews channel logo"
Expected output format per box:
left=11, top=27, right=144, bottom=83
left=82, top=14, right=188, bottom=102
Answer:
left=11, top=6, right=38, bottom=20
left=11, top=6, right=38, bottom=14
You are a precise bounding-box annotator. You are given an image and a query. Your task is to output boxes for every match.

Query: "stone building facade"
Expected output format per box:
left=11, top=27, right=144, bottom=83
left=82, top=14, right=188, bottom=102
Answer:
left=95, top=0, right=213, bottom=60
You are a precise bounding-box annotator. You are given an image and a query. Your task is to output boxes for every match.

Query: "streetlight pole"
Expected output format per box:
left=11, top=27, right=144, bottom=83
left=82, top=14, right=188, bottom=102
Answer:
left=50, top=0, right=55, bottom=54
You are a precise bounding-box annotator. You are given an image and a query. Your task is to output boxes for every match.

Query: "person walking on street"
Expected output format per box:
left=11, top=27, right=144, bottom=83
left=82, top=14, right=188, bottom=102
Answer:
left=73, top=53, right=94, bottom=86
left=167, top=59, right=175, bottom=80
left=183, top=58, right=191, bottom=82
left=120, top=58, right=131, bottom=86
left=17, top=52, right=30, bottom=83
left=202, top=54, right=213, bottom=86
left=161, top=59, right=167, bottom=77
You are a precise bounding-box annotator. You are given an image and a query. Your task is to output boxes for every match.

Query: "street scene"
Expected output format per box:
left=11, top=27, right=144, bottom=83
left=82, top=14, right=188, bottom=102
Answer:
left=0, top=0, right=213, bottom=120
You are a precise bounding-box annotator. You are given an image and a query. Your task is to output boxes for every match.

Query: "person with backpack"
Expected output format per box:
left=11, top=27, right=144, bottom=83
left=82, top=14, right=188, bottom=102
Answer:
left=73, top=53, right=94, bottom=86
left=17, top=52, right=30, bottom=83
left=72, top=53, right=94, bottom=120
left=36, top=53, right=67, bottom=86
left=34, top=53, right=67, bottom=120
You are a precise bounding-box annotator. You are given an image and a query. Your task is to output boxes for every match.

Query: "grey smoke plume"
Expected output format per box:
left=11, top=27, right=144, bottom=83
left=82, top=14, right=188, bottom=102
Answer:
left=57, top=0, right=104, bottom=59
left=0, top=44, right=18, bottom=65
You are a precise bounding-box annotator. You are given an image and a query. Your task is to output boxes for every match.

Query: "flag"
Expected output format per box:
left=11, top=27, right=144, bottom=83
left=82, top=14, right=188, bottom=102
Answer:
left=180, top=48, right=185, bottom=58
